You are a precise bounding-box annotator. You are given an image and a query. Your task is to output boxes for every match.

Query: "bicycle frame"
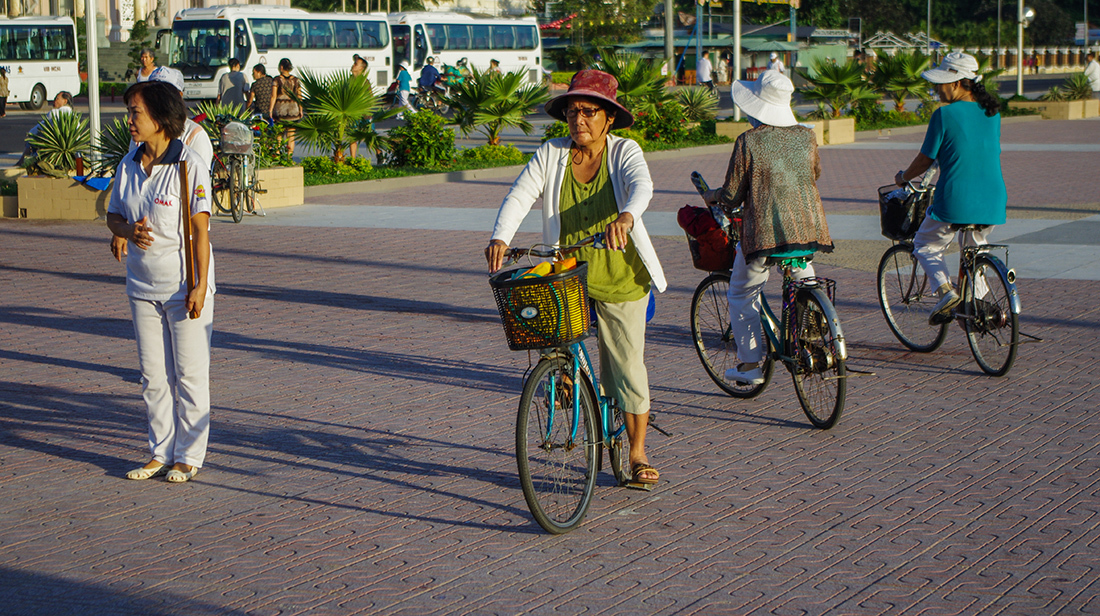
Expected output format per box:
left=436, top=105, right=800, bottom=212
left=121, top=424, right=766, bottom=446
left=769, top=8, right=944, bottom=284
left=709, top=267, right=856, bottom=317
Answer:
left=959, top=244, right=1022, bottom=315
left=540, top=341, right=625, bottom=451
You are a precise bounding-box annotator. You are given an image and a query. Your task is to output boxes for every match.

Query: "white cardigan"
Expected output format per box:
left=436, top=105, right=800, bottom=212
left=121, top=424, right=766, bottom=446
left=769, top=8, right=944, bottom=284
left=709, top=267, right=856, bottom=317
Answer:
left=489, top=135, right=667, bottom=293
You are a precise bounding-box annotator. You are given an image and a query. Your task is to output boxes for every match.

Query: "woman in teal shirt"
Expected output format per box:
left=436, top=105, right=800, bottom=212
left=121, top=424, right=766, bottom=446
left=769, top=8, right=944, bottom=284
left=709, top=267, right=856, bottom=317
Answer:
left=895, top=51, right=1007, bottom=323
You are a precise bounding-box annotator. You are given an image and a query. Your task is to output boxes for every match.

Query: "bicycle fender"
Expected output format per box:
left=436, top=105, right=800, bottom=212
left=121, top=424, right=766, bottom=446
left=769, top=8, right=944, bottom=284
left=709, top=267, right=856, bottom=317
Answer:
left=807, top=287, right=848, bottom=362
left=979, top=255, right=1022, bottom=315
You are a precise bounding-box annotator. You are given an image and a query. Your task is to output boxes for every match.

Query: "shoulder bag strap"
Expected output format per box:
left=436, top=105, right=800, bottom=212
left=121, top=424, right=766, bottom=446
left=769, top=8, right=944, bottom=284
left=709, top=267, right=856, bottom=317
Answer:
left=179, top=159, right=198, bottom=318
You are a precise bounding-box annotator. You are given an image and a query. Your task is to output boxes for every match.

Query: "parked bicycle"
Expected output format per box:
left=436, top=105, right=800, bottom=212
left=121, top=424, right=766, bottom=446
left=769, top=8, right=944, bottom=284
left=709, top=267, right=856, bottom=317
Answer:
left=687, top=172, right=848, bottom=429
left=210, top=114, right=266, bottom=223
left=489, top=234, right=661, bottom=534
left=876, top=174, right=1026, bottom=376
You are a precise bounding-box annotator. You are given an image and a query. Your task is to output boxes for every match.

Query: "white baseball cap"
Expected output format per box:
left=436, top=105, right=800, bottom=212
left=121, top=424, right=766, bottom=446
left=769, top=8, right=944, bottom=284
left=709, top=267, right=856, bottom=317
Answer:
left=148, top=66, right=185, bottom=92
left=922, top=51, right=982, bottom=84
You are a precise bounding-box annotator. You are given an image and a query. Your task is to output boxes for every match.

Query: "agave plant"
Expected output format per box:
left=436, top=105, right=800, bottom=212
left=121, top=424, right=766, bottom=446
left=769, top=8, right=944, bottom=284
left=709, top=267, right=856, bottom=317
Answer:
left=596, top=50, right=674, bottom=116
left=676, top=86, right=719, bottom=122
left=797, top=59, right=879, bottom=118
left=1038, top=86, right=1067, bottom=102
left=1060, top=73, right=1093, bottom=101
left=26, top=111, right=91, bottom=174
left=446, top=68, right=549, bottom=146
left=286, top=70, right=385, bottom=163
left=90, top=117, right=134, bottom=177
left=193, top=100, right=252, bottom=143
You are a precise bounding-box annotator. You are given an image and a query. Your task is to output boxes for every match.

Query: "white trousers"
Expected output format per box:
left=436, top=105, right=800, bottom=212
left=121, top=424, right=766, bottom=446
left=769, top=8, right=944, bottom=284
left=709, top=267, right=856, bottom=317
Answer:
left=912, top=217, right=993, bottom=291
left=727, top=245, right=814, bottom=365
left=130, top=296, right=213, bottom=468
left=398, top=89, right=415, bottom=112
left=595, top=295, right=650, bottom=416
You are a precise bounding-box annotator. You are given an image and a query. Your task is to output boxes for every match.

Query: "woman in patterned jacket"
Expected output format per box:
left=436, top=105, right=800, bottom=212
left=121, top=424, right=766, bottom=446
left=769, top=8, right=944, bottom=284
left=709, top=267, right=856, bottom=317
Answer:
left=702, top=70, right=833, bottom=385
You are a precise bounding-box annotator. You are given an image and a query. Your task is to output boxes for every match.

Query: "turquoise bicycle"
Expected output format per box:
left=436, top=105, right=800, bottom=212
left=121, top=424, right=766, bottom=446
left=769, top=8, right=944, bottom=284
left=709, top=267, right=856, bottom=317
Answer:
left=490, top=234, right=656, bottom=534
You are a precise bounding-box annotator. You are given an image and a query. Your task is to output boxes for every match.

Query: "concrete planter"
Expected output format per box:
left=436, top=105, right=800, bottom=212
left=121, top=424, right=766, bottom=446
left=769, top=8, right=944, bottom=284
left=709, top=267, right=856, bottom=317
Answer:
left=715, top=121, right=751, bottom=140
left=256, top=166, right=304, bottom=209
left=823, top=117, right=855, bottom=145
left=800, top=122, right=824, bottom=146
left=1011, top=100, right=1084, bottom=120
left=1083, top=99, right=1099, bottom=118
left=15, top=176, right=110, bottom=220
left=2, top=195, right=17, bottom=218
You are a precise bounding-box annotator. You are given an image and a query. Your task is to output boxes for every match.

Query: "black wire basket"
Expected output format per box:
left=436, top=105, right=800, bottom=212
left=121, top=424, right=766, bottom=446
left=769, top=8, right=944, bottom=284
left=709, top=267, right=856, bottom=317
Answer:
left=489, top=262, right=591, bottom=351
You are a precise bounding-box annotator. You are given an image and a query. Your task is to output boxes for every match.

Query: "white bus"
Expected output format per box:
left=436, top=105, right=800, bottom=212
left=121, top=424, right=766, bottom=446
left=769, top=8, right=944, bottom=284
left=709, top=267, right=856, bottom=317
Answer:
left=168, top=5, right=393, bottom=100
left=0, top=16, right=81, bottom=110
left=388, top=13, right=542, bottom=85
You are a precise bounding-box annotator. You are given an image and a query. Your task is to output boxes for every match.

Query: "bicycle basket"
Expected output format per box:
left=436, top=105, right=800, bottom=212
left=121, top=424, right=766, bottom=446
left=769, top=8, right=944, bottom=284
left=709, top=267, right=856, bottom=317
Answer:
left=220, top=121, right=254, bottom=155
left=489, top=262, right=591, bottom=351
left=879, top=185, right=932, bottom=241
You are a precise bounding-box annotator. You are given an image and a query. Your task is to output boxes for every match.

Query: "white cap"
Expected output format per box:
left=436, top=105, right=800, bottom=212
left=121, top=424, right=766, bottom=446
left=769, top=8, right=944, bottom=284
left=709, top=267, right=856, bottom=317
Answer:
left=770, top=52, right=778, bottom=60
left=399, top=60, right=409, bottom=70
left=922, top=51, right=982, bottom=84
left=148, top=66, right=185, bottom=92
left=731, top=70, right=798, bottom=128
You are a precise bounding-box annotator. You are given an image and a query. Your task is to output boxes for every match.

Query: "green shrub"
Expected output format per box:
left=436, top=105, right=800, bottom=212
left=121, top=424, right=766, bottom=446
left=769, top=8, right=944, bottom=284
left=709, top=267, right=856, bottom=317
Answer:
left=632, top=100, right=688, bottom=144
left=301, top=156, right=372, bottom=176
left=459, top=144, right=526, bottom=166
left=611, top=128, right=650, bottom=150
left=386, top=110, right=455, bottom=167
left=542, top=120, right=569, bottom=142
left=0, top=180, right=16, bottom=196
left=551, top=71, right=575, bottom=85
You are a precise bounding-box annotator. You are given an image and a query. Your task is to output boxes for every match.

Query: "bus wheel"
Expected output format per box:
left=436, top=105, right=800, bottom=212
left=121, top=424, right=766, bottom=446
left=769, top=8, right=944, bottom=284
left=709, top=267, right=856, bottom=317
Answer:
left=27, top=84, right=46, bottom=110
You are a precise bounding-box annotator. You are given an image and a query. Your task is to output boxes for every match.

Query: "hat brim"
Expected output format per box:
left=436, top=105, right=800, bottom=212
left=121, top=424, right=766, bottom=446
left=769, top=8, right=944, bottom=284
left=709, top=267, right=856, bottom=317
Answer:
left=921, top=68, right=968, bottom=84
left=731, top=80, right=797, bottom=128
left=545, top=91, right=634, bottom=130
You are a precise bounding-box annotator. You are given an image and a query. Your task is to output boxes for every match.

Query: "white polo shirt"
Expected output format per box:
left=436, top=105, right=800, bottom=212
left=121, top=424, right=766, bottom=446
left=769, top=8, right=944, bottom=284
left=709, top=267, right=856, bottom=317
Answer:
left=108, top=139, right=216, bottom=301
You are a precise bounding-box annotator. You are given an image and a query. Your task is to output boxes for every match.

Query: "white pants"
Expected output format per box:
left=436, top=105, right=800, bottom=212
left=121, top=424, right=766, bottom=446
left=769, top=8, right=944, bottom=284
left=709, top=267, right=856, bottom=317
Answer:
left=727, top=245, right=815, bottom=365
left=398, top=89, right=414, bottom=112
left=595, top=295, right=650, bottom=416
left=912, top=217, right=993, bottom=291
left=130, top=295, right=213, bottom=468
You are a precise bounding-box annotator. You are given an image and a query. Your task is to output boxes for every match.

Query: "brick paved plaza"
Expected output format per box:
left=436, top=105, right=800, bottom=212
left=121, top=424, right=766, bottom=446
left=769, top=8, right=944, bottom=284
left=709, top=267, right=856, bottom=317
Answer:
left=1, top=119, right=1099, bottom=615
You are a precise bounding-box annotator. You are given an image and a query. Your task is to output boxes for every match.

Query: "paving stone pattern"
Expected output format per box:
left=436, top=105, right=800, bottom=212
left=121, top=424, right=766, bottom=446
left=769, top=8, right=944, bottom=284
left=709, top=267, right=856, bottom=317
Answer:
left=1, top=120, right=1099, bottom=615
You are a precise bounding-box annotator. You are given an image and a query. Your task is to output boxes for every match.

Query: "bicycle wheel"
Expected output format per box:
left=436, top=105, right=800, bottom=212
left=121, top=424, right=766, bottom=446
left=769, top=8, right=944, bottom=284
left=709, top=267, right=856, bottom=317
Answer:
left=690, top=273, right=773, bottom=398
left=605, top=398, right=629, bottom=486
left=964, top=255, right=1019, bottom=376
left=210, top=157, right=232, bottom=215
left=516, top=355, right=599, bottom=534
left=791, top=288, right=846, bottom=429
left=877, top=243, right=949, bottom=352
left=228, top=157, right=245, bottom=223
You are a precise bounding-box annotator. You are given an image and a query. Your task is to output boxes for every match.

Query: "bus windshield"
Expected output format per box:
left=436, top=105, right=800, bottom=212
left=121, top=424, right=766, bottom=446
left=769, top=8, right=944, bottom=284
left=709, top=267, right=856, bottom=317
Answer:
left=171, top=20, right=231, bottom=74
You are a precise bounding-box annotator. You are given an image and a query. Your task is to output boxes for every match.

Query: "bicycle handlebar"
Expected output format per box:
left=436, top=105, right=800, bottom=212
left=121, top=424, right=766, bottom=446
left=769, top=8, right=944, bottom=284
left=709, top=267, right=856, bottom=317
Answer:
left=504, top=233, right=608, bottom=263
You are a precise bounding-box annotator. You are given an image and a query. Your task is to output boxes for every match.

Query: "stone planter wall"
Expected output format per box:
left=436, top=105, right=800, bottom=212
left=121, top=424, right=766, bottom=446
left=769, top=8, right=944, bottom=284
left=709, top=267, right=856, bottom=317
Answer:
left=823, top=117, right=855, bottom=145
left=256, top=166, right=304, bottom=209
left=1012, top=100, right=1085, bottom=120
left=15, top=176, right=110, bottom=220
left=715, top=121, right=752, bottom=140
left=1083, top=99, right=1099, bottom=118
left=2, top=195, right=17, bottom=218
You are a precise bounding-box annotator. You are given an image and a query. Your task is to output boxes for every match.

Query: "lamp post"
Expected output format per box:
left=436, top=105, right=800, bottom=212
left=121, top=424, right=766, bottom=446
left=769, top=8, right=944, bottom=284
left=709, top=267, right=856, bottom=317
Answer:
left=1016, top=5, right=1035, bottom=97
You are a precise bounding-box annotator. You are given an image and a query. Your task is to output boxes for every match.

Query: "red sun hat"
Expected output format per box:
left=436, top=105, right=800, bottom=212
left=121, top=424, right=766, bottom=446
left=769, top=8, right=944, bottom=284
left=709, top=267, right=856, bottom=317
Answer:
left=544, top=69, right=634, bottom=129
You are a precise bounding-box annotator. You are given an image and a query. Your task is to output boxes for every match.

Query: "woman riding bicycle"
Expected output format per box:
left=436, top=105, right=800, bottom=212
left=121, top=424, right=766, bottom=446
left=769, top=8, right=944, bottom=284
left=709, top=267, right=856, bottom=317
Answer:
left=485, top=70, right=667, bottom=486
left=701, top=70, right=833, bottom=385
left=894, top=51, right=1006, bottom=324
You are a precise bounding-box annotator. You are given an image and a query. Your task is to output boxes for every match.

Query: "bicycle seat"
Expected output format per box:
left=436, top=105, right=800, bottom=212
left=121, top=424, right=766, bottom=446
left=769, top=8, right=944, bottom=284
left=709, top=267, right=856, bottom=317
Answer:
left=765, top=249, right=814, bottom=269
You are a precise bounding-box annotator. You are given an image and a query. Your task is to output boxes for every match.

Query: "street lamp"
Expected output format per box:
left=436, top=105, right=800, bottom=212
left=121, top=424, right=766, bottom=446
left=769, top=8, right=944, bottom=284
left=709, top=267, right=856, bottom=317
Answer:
left=1016, top=5, right=1035, bottom=97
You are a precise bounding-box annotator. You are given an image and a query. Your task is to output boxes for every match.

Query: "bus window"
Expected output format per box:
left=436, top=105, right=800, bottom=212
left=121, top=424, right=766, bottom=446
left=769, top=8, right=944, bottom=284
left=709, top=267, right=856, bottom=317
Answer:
left=413, top=25, right=427, bottom=68
left=307, top=20, right=333, bottom=49
left=491, top=25, right=514, bottom=50
left=444, top=25, right=469, bottom=50
left=391, top=24, right=409, bottom=65
left=516, top=26, right=536, bottom=50
left=425, top=24, right=443, bottom=55
left=249, top=19, right=275, bottom=50
left=274, top=19, right=306, bottom=49
left=360, top=21, right=387, bottom=49
left=334, top=21, right=358, bottom=48
left=233, top=19, right=251, bottom=65
left=42, top=27, right=76, bottom=60
left=470, top=25, right=490, bottom=50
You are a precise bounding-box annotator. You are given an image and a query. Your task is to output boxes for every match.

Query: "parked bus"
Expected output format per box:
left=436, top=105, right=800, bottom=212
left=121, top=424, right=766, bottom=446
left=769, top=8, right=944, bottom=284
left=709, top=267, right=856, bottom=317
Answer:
left=0, top=16, right=80, bottom=110
left=388, top=12, right=542, bottom=85
left=168, top=5, right=392, bottom=100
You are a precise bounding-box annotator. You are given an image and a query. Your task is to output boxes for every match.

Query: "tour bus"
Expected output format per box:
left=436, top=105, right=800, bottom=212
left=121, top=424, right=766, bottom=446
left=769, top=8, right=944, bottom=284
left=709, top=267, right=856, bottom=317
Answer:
left=0, top=16, right=81, bottom=110
left=167, top=5, right=392, bottom=100
left=388, top=12, right=542, bottom=84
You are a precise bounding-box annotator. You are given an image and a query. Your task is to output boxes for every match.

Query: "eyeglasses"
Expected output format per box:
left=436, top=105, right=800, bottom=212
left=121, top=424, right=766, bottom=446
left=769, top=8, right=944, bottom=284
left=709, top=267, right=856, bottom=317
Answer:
left=565, top=107, right=602, bottom=120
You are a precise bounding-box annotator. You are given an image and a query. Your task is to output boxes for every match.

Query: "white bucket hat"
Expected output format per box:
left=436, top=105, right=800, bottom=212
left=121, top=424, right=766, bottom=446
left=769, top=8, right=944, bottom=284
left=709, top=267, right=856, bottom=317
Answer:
left=731, top=70, right=797, bottom=127
left=922, top=51, right=982, bottom=84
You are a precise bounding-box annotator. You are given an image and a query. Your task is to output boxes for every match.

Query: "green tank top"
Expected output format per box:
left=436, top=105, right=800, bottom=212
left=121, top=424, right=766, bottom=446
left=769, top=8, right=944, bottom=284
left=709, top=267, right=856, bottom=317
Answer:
left=558, top=149, right=650, bottom=303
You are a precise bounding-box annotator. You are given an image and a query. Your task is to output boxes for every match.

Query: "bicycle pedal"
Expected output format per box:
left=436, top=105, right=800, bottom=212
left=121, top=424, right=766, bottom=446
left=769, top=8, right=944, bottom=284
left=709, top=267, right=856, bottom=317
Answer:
left=623, top=481, right=654, bottom=491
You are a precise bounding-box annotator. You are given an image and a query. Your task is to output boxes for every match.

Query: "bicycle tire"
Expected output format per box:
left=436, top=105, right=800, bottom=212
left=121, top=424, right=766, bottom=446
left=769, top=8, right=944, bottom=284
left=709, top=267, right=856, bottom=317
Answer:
left=690, top=273, right=773, bottom=398
left=516, top=355, right=599, bottom=534
left=791, top=288, right=846, bottom=429
left=229, top=158, right=244, bottom=223
left=210, top=158, right=232, bottom=215
left=877, top=243, right=949, bottom=352
left=605, top=398, right=629, bottom=486
left=964, top=255, right=1019, bottom=376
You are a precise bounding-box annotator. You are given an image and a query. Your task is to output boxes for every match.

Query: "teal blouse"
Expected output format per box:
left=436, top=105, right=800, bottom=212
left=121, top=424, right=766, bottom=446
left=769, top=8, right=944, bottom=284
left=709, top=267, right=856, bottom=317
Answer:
left=921, top=101, right=1007, bottom=225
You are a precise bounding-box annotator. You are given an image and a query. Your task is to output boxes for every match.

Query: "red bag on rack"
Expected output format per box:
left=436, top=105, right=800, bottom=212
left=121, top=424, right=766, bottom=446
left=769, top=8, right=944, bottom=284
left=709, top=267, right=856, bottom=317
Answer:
left=677, top=204, right=734, bottom=272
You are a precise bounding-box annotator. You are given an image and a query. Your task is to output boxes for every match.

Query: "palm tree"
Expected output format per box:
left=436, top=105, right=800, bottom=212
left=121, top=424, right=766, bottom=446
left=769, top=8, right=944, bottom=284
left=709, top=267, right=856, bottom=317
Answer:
left=288, top=70, right=385, bottom=163
left=597, top=50, right=674, bottom=116
left=446, top=68, right=548, bottom=146
left=797, top=58, right=878, bottom=118
left=869, top=51, right=932, bottom=113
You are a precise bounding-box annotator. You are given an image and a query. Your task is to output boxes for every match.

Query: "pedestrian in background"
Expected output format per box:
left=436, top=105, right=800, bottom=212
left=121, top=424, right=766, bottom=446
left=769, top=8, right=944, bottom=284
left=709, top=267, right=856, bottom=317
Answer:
left=351, top=54, right=369, bottom=78
left=134, top=48, right=157, bottom=83
left=395, top=61, right=414, bottom=119
left=0, top=68, right=9, bottom=117
left=767, top=52, right=785, bottom=75
left=247, top=63, right=274, bottom=120
left=696, top=52, right=713, bottom=89
left=217, top=58, right=250, bottom=108
left=270, top=58, right=303, bottom=155
left=1084, top=52, right=1100, bottom=100
left=106, top=80, right=215, bottom=485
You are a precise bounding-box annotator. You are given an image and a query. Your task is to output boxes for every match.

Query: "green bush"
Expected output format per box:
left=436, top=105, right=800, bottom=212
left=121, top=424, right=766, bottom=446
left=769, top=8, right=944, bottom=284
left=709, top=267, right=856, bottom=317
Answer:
left=631, top=100, right=688, bottom=144
left=0, top=180, right=16, bottom=196
left=459, top=144, right=526, bottom=166
left=551, top=71, right=575, bottom=85
left=386, top=110, right=455, bottom=167
left=301, top=156, right=372, bottom=176
left=542, top=120, right=569, bottom=142
left=610, top=128, right=650, bottom=150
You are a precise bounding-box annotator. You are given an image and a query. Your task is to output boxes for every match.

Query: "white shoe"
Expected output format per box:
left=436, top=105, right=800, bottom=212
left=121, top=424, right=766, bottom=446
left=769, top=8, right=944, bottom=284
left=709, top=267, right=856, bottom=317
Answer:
left=929, top=288, right=961, bottom=325
left=166, top=466, right=199, bottom=483
left=126, top=462, right=168, bottom=480
left=724, top=364, right=764, bottom=385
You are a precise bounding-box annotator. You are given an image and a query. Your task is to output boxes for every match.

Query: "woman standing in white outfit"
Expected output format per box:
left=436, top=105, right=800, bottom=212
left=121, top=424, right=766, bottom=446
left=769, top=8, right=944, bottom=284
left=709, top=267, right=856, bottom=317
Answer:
left=107, top=80, right=215, bottom=484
